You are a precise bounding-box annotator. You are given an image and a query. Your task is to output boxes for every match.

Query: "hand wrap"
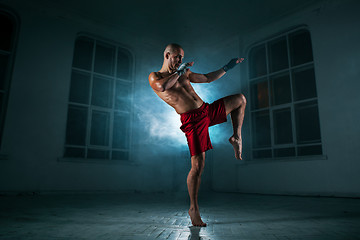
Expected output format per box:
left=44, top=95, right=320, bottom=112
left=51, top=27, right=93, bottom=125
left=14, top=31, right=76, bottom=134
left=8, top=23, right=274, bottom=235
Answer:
left=177, top=62, right=191, bottom=76
left=222, top=58, right=239, bottom=72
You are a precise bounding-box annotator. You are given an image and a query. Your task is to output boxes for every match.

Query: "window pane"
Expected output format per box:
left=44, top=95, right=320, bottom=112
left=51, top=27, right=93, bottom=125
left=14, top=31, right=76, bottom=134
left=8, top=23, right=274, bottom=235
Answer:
left=112, top=150, right=129, bottom=160
left=117, top=50, right=130, bottom=79
left=270, top=73, right=291, bottom=106
left=253, top=149, right=272, bottom=159
left=94, top=42, right=115, bottom=76
left=66, top=105, right=88, bottom=145
left=268, top=37, right=288, bottom=73
left=112, top=113, right=130, bottom=149
left=295, top=101, right=321, bottom=144
left=0, top=54, right=9, bottom=90
left=290, top=30, right=313, bottom=66
left=115, top=81, right=131, bottom=112
left=90, top=110, right=110, bottom=146
left=298, top=145, right=322, bottom=156
left=69, top=71, right=90, bottom=104
left=64, top=147, right=85, bottom=158
left=0, top=14, right=13, bottom=51
left=248, top=28, right=321, bottom=160
left=252, top=110, right=271, bottom=147
left=73, top=37, right=94, bottom=70
left=250, top=78, right=269, bottom=110
left=87, top=149, right=109, bottom=159
left=249, top=44, right=266, bottom=78
left=274, top=147, right=295, bottom=157
left=292, top=66, right=317, bottom=101
left=273, top=108, right=293, bottom=144
left=91, top=76, right=113, bottom=108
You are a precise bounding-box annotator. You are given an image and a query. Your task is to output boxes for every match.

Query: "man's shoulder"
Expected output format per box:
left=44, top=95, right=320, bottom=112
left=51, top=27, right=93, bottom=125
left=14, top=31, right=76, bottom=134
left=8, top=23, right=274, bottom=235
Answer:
left=148, top=71, right=159, bottom=80
left=150, top=71, right=173, bottom=80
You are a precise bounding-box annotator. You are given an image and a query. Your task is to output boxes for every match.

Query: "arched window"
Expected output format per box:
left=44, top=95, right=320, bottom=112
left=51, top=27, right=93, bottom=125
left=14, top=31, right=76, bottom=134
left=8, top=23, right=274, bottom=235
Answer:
left=248, top=27, right=322, bottom=160
left=0, top=9, right=18, bottom=148
left=64, top=35, right=134, bottom=161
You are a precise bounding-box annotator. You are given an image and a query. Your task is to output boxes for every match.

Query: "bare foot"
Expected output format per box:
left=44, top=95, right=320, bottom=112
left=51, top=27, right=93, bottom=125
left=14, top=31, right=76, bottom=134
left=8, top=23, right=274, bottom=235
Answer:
left=188, top=208, right=207, bottom=227
left=229, top=136, right=242, bottom=160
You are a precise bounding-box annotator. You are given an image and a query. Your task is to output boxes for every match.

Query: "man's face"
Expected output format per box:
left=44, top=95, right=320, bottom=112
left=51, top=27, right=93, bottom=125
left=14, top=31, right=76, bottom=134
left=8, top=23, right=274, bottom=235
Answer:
left=168, top=48, right=184, bottom=71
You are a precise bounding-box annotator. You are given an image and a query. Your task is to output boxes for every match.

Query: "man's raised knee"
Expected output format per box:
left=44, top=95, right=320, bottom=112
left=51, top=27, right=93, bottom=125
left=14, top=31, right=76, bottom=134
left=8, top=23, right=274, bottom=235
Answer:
left=237, top=93, right=246, bottom=106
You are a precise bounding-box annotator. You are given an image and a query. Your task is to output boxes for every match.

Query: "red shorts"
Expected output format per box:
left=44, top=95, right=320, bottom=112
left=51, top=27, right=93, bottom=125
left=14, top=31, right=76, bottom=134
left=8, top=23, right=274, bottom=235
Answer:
left=180, top=99, right=227, bottom=156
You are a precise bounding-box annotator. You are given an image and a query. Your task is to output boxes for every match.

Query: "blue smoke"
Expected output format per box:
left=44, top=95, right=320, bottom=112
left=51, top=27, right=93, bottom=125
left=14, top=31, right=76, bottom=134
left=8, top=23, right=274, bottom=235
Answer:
left=138, top=80, right=231, bottom=149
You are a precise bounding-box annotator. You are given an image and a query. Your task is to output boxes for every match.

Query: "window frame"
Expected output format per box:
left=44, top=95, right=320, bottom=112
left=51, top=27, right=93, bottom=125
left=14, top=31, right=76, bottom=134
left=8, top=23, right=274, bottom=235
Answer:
left=247, top=26, right=324, bottom=161
left=63, top=34, right=135, bottom=162
left=0, top=8, right=19, bottom=152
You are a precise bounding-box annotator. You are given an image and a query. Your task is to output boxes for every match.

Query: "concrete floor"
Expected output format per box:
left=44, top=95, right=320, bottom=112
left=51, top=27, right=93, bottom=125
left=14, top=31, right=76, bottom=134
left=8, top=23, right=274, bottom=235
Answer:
left=0, top=192, right=359, bottom=240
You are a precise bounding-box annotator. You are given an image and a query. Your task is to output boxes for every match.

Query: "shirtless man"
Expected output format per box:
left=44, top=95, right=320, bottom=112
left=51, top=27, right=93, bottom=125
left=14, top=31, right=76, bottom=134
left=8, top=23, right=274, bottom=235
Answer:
left=149, top=43, right=246, bottom=227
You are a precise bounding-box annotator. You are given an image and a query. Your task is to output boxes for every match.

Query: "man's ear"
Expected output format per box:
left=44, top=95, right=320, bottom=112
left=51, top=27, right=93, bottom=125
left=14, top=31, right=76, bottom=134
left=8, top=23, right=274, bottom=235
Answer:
left=165, top=52, right=170, bottom=59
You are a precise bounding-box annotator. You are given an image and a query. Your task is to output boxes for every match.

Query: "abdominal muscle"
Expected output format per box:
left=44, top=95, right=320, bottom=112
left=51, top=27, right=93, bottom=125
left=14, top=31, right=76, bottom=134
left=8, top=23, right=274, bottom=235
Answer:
left=154, top=78, right=204, bottom=114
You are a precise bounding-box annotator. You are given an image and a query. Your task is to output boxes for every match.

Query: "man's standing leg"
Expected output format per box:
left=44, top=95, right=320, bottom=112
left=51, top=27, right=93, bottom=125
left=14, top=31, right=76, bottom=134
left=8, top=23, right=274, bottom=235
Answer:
left=223, top=94, right=247, bottom=160
left=187, top=152, right=207, bottom=227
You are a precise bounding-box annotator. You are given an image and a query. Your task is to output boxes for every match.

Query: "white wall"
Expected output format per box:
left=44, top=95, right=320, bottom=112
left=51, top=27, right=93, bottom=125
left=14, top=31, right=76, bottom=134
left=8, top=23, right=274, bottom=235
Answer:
left=231, top=0, right=360, bottom=197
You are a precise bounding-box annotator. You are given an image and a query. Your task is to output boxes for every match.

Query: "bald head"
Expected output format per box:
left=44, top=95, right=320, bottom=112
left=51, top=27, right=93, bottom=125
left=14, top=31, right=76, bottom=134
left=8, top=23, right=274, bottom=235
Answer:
left=164, top=43, right=183, bottom=58
left=162, top=43, right=184, bottom=72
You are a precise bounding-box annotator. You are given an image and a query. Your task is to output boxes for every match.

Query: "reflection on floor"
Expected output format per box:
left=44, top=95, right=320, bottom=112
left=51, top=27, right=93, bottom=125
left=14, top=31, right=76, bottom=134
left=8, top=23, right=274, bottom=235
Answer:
left=1, top=192, right=359, bottom=239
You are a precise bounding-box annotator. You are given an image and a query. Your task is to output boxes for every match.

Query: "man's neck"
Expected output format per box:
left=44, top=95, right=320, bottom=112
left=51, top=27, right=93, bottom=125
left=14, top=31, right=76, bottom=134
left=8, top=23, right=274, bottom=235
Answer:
left=160, top=63, right=172, bottom=73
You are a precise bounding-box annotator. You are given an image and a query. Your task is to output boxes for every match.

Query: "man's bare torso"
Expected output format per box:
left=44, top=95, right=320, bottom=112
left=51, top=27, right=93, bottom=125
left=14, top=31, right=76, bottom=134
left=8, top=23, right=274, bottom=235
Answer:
left=152, top=71, right=203, bottom=114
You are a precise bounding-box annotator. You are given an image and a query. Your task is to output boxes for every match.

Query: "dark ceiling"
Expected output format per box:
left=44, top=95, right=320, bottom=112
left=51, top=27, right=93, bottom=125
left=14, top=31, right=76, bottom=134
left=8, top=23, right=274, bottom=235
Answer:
left=12, top=0, right=324, bottom=44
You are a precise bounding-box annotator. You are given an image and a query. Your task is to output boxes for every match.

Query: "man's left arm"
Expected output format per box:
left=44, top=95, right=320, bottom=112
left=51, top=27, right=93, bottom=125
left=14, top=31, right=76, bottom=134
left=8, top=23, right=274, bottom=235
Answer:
left=189, top=57, right=244, bottom=83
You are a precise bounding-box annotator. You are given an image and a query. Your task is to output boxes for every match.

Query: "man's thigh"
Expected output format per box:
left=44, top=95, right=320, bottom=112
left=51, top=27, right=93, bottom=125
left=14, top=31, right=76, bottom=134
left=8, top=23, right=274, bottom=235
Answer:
left=190, top=152, right=206, bottom=169
left=208, top=99, right=227, bottom=126
left=222, top=94, right=245, bottom=115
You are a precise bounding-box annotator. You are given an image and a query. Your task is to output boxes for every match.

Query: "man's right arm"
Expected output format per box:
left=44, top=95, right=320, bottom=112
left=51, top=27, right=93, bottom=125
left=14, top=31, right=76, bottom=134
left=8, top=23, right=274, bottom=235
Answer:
left=148, top=72, right=180, bottom=92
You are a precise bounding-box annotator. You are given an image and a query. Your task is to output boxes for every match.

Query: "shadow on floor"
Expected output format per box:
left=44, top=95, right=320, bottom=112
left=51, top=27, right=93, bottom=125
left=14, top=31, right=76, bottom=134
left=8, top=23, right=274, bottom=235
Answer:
left=189, top=226, right=201, bottom=240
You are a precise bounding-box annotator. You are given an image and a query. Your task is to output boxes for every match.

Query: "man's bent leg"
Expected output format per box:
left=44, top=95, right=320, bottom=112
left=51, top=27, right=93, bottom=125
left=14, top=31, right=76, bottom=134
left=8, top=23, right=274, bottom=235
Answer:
left=187, top=152, right=207, bottom=227
left=222, top=94, right=247, bottom=160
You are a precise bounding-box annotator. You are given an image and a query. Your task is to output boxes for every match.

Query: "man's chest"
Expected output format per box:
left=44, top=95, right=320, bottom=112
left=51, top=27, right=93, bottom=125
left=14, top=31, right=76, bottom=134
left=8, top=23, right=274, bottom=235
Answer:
left=174, top=77, right=192, bottom=90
